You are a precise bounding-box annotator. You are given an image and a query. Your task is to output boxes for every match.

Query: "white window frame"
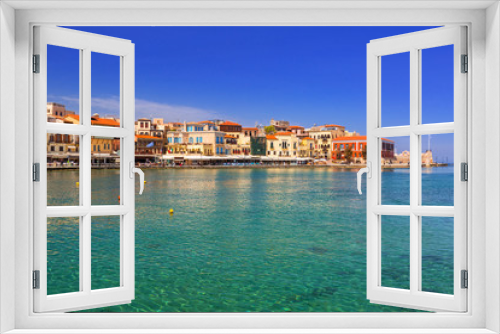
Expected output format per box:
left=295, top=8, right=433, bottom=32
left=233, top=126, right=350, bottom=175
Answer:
left=1, top=1, right=498, bottom=333
left=366, top=26, right=467, bottom=312
left=33, top=25, right=136, bottom=313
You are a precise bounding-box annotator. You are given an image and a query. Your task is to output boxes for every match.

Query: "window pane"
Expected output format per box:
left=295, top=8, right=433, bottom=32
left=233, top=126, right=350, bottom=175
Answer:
left=91, top=137, right=121, bottom=206
left=421, top=217, right=454, bottom=294
left=92, top=216, right=121, bottom=290
left=91, top=52, right=121, bottom=123
left=381, top=215, right=410, bottom=290
left=421, top=133, right=454, bottom=206
left=47, top=133, right=80, bottom=206
left=47, top=217, right=80, bottom=295
left=47, top=45, right=80, bottom=124
left=381, top=136, right=409, bottom=205
left=421, top=45, right=454, bottom=124
left=381, top=52, right=410, bottom=127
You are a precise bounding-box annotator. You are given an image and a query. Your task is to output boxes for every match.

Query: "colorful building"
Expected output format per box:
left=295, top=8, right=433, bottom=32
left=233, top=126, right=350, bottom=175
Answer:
left=308, top=124, right=346, bottom=159
left=299, top=137, right=315, bottom=157
left=47, top=102, right=76, bottom=118
left=332, top=136, right=395, bottom=163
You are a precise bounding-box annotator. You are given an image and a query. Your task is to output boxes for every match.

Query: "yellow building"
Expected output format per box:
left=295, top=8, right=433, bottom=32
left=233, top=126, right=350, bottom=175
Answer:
left=266, top=134, right=278, bottom=156
left=308, top=124, right=346, bottom=159
left=91, top=137, right=114, bottom=154
left=299, top=137, right=315, bottom=157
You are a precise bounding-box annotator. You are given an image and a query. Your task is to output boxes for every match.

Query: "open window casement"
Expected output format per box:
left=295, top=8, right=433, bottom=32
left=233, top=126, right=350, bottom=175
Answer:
left=33, top=26, right=138, bottom=312
left=365, top=26, right=467, bottom=312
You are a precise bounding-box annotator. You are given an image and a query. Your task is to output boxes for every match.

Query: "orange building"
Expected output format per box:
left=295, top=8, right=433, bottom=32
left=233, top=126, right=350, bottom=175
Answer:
left=332, top=136, right=395, bottom=163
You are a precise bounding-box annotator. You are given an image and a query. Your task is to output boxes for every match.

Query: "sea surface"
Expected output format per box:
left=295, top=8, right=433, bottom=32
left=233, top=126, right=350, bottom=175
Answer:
left=46, top=167, right=454, bottom=312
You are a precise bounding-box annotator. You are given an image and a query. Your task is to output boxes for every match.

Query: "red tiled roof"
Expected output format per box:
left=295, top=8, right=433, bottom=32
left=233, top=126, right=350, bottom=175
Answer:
left=302, top=137, right=314, bottom=140
left=136, top=135, right=161, bottom=139
left=91, top=118, right=120, bottom=127
left=198, top=120, right=214, bottom=124
left=324, top=124, right=345, bottom=128
left=220, top=121, right=241, bottom=126
left=224, top=134, right=237, bottom=139
left=275, top=132, right=293, bottom=136
left=242, top=127, right=258, bottom=131
left=266, top=135, right=277, bottom=140
left=288, top=125, right=304, bottom=129
left=65, top=114, right=80, bottom=120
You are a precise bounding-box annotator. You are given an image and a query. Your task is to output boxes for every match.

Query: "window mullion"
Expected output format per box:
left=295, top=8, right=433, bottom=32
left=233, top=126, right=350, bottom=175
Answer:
left=81, top=47, right=92, bottom=295
left=409, top=48, right=420, bottom=294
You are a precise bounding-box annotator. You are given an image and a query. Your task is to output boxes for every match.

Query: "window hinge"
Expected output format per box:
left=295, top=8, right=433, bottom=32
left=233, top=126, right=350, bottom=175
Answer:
left=461, top=54, right=468, bottom=73
left=33, top=270, right=40, bottom=289
left=33, top=163, right=40, bottom=182
left=461, top=162, right=468, bottom=181
left=33, top=54, right=40, bottom=73
left=461, top=270, right=468, bottom=289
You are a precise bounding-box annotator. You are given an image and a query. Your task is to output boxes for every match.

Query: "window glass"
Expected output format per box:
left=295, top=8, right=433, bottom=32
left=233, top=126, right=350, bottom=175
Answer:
left=381, top=215, right=410, bottom=290
left=421, top=134, right=454, bottom=206
left=381, top=136, right=410, bottom=205
left=381, top=52, right=410, bottom=127
left=47, top=217, right=80, bottom=295
left=47, top=133, right=80, bottom=206
left=91, top=52, right=121, bottom=123
left=92, top=216, right=121, bottom=290
left=47, top=45, right=80, bottom=124
left=421, top=45, right=454, bottom=124
left=421, top=217, right=454, bottom=295
left=91, top=137, right=121, bottom=206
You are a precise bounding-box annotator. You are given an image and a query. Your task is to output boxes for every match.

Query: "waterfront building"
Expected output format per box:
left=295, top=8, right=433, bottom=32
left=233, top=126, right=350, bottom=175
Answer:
left=165, top=122, right=184, bottom=131
left=299, top=137, right=315, bottom=158
left=219, top=121, right=242, bottom=138
left=46, top=133, right=80, bottom=165
left=135, top=134, right=164, bottom=163
left=152, top=118, right=164, bottom=126
left=243, top=127, right=259, bottom=138
left=344, top=130, right=360, bottom=137
left=275, top=132, right=300, bottom=157
left=395, top=150, right=434, bottom=166
left=396, top=151, right=410, bottom=164
left=250, top=137, right=267, bottom=156
left=287, top=125, right=307, bottom=138
left=47, top=102, right=76, bottom=118
left=270, top=119, right=290, bottom=132
left=309, top=124, right=346, bottom=159
left=332, top=136, right=394, bottom=163
left=166, top=130, right=226, bottom=157
left=91, top=137, right=114, bottom=154
left=198, top=120, right=217, bottom=131
left=136, top=118, right=152, bottom=135
left=266, top=134, right=278, bottom=156
left=225, top=134, right=240, bottom=155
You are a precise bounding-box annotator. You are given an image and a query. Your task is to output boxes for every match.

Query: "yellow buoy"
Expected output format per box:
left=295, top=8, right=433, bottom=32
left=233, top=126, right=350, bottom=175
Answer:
left=76, top=182, right=79, bottom=188
left=144, top=180, right=147, bottom=184
left=169, top=209, right=174, bottom=214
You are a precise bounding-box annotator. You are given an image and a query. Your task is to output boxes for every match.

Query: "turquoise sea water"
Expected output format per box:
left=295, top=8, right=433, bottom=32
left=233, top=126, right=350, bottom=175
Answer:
left=46, top=167, right=454, bottom=312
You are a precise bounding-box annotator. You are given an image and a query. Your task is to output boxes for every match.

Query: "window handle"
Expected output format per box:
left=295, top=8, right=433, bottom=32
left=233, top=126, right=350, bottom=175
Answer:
left=129, top=162, right=145, bottom=195
left=357, top=162, right=371, bottom=195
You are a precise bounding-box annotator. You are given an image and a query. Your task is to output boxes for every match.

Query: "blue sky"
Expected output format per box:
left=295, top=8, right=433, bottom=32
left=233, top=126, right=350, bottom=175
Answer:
left=48, top=26, right=454, bottom=161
